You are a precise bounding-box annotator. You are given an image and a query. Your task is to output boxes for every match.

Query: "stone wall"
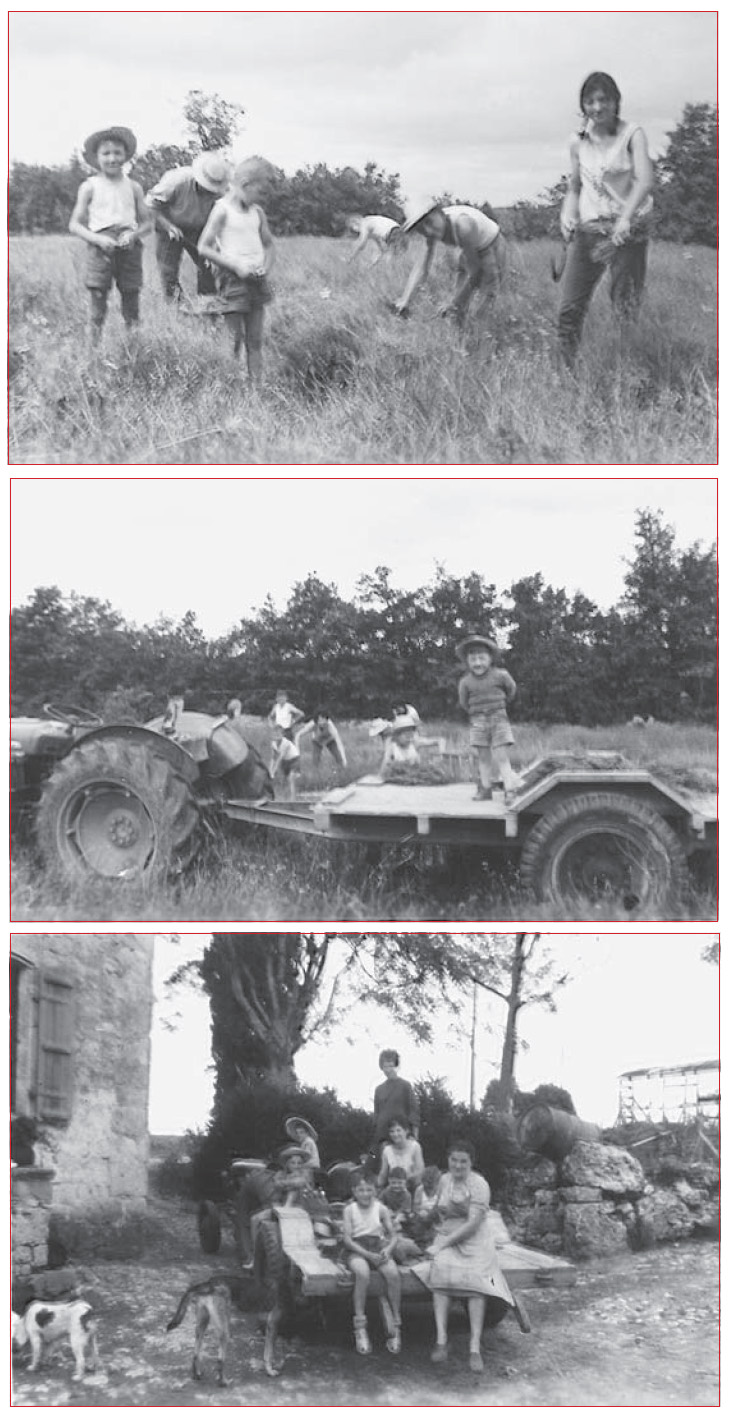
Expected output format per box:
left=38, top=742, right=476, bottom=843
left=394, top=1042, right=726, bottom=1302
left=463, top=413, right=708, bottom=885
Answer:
left=501, top=1142, right=720, bottom=1259
left=11, top=934, right=154, bottom=1260
left=11, top=1168, right=54, bottom=1278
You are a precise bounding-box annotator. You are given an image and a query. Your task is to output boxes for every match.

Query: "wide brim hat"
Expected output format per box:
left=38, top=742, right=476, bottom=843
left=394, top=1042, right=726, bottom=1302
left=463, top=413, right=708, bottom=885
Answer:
left=191, top=151, right=231, bottom=194
left=401, top=198, right=440, bottom=234
left=83, top=126, right=137, bottom=168
left=390, top=712, right=418, bottom=734
left=285, top=1116, right=318, bottom=1142
left=456, top=633, right=499, bottom=663
left=278, top=1144, right=308, bottom=1165
left=368, top=717, right=392, bottom=739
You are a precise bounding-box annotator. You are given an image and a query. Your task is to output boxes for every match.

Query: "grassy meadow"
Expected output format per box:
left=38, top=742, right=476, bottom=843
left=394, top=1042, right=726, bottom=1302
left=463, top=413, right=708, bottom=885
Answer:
left=9, top=234, right=717, bottom=464
left=11, top=718, right=717, bottom=923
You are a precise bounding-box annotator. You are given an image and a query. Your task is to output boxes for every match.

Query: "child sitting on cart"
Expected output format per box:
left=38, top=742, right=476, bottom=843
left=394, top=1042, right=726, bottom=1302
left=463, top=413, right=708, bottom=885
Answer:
left=343, top=1171, right=402, bottom=1354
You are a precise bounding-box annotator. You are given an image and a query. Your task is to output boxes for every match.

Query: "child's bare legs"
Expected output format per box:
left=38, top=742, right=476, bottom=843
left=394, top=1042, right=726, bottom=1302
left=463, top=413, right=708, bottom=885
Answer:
left=348, top=1256, right=371, bottom=1319
left=492, top=745, right=521, bottom=793
left=380, top=1257, right=402, bottom=1325
left=89, top=289, right=108, bottom=347
left=225, top=312, right=245, bottom=358
left=244, top=306, right=265, bottom=385
left=287, top=767, right=300, bottom=801
left=475, top=746, right=493, bottom=798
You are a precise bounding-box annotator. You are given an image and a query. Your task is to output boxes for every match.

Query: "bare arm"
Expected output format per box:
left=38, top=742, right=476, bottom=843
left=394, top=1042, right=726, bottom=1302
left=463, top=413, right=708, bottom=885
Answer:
left=258, top=208, right=276, bottom=275
left=394, top=237, right=436, bottom=313
left=346, top=229, right=369, bottom=263
left=197, top=205, right=238, bottom=275
left=445, top=214, right=483, bottom=309
left=116, top=182, right=153, bottom=246
left=612, top=128, right=654, bottom=243
left=560, top=139, right=582, bottom=240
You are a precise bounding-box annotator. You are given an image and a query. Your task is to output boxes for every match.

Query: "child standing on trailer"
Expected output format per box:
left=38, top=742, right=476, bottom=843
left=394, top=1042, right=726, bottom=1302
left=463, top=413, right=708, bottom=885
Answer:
left=456, top=634, right=523, bottom=802
left=69, top=126, right=151, bottom=346
left=197, top=157, right=276, bottom=385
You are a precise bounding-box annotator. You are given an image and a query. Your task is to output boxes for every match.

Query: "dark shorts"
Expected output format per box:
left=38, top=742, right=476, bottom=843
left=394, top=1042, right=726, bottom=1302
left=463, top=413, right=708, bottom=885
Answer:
left=85, top=238, right=143, bottom=293
left=281, top=754, right=300, bottom=777
left=469, top=713, right=514, bottom=750
left=216, top=272, right=274, bottom=314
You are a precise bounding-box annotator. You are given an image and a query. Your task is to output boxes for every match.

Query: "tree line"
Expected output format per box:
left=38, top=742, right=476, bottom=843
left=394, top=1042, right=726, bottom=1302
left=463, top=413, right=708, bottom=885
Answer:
left=8, top=88, right=717, bottom=247
left=11, top=510, right=716, bottom=726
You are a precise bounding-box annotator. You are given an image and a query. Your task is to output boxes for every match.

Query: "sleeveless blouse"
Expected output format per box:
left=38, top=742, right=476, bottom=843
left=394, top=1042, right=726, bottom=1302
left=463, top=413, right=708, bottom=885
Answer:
left=576, top=121, right=653, bottom=223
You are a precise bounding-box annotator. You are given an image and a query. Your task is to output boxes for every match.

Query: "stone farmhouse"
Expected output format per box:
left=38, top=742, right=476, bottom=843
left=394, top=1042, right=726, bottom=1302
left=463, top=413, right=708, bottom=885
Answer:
left=11, top=934, right=154, bottom=1277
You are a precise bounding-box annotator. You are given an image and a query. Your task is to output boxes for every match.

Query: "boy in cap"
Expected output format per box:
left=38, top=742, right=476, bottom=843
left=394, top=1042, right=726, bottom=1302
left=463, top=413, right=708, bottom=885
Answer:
left=198, top=157, right=277, bottom=385
left=457, top=634, right=523, bottom=801
left=146, top=151, right=230, bottom=301
left=393, top=201, right=504, bottom=327
left=69, top=126, right=151, bottom=345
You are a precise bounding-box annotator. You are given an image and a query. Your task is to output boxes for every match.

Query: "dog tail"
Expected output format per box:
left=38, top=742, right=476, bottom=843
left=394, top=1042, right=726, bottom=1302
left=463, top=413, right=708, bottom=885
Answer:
left=166, top=1287, right=196, bottom=1332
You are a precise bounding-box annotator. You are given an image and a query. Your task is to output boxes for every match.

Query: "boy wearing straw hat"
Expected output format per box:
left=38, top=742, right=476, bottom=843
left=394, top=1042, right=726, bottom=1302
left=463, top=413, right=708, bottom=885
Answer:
left=69, top=126, right=151, bottom=344
left=146, top=151, right=231, bottom=301
left=456, top=634, right=523, bottom=801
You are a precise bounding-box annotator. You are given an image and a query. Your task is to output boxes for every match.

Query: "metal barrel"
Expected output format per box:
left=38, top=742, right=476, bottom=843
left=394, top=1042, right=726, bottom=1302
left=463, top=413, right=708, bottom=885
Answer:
left=517, top=1105, right=601, bottom=1161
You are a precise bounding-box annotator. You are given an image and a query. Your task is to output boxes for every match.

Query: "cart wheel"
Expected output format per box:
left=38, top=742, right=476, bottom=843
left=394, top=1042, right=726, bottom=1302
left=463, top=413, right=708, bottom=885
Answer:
left=512, top=1292, right=531, bottom=1334
left=198, top=1200, right=222, bottom=1254
left=519, top=791, right=689, bottom=916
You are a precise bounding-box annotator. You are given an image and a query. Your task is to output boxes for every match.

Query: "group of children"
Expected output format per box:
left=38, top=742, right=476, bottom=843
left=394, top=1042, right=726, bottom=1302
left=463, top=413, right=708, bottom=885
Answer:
left=240, top=632, right=523, bottom=804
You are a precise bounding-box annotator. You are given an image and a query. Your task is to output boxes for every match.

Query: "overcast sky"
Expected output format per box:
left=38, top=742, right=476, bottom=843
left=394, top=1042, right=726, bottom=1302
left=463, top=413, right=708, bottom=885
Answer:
left=9, top=10, right=717, bottom=205
left=10, top=478, right=717, bottom=640
left=149, top=934, right=718, bottom=1134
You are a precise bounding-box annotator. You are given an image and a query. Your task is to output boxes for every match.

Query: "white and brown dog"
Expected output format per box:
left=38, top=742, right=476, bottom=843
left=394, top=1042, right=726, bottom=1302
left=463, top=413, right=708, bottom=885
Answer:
left=167, top=1273, right=283, bottom=1384
left=13, top=1300, right=99, bottom=1380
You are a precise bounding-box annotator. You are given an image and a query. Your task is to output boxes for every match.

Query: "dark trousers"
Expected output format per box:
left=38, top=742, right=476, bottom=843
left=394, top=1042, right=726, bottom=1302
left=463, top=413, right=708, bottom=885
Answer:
left=558, top=227, right=648, bottom=363
left=155, top=228, right=217, bottom=300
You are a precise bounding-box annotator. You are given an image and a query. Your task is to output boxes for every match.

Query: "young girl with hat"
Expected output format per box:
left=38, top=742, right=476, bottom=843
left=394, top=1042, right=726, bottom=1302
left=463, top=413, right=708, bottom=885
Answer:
left=198, top=157, right=277, bottom=385
left=284, top=1117, right=321, bottom=1173
left=69, top=126, right=151, bottom=345
left=456, top=634, right=523, bottom=801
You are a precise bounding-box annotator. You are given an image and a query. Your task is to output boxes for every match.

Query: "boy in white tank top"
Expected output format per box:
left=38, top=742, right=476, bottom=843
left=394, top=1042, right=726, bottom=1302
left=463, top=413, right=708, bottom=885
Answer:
left=68, top=126, right=151, bottom=346
left=198, top=157, right=276, bottom=385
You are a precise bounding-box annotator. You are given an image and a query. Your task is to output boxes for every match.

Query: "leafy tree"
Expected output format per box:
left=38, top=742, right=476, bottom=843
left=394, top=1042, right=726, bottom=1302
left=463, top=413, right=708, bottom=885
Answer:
left=655, top=102, right=717, bottom=246
left=702, top=937, right=719, bottom=966
left=132, top=143, right=193, bottom=190
left=182, top=89, right=245, bottom=152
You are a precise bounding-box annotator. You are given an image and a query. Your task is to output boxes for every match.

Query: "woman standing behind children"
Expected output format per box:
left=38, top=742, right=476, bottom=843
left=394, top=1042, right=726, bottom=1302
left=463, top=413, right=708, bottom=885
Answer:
left=457, top=634, right=523, bottom=801
left=198, top=157, right=276, bottom=385
left=69, top=126, right=151, bottom=346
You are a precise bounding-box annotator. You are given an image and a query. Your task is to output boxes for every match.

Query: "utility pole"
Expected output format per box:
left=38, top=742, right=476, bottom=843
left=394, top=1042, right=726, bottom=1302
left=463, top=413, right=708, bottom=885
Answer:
left=469, top=980, right=478, bottom=1109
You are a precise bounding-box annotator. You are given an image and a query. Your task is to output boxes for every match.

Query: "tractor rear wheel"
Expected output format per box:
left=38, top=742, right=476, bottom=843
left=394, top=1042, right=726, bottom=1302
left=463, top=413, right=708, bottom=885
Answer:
left=519, top=792, right=688, bottom=916
left=36, top=738, right=200, bottom=880
left=253, top=1218, right=287, bottom=1310
left=198, top=1200, right=222, bottom=1255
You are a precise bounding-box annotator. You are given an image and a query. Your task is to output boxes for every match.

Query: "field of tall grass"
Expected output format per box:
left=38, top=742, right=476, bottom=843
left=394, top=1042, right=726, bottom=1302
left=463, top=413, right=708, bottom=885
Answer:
left=11, top=719, right=716, bottom=923
left=9, top=234, right=717, bottom=464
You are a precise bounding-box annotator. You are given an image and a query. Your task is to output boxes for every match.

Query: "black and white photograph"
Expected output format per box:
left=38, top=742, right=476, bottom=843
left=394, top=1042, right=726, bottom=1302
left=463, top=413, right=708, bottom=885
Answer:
left=8, top=9, right=717, bottom=465
left=10, top=931, right=719, bottom=1405
left=10, top=476, right=717, bottom=923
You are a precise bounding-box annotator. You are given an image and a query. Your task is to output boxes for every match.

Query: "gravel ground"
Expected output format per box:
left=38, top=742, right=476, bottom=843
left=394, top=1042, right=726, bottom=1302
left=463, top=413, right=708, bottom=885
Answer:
left=12, top=1197, right=719, bottom=1407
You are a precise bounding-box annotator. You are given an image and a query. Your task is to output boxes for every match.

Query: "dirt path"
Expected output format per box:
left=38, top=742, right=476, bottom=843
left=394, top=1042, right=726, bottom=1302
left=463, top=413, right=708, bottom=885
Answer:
left=12, top=1198, right=719, bottom=1406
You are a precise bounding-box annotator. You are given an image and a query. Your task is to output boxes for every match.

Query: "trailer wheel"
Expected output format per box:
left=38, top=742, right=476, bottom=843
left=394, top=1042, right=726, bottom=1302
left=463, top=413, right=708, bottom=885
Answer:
left=36, top=738, right=200, bottom=880
left=519, top=792, right=688, bottom=915
left=198, top=1201, right=222, bottom=1254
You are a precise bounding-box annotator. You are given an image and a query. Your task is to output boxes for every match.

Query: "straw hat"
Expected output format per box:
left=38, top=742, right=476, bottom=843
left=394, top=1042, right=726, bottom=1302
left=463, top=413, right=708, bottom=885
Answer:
left=278, top=1144, right=308, bottom=1166
left=390, top=712, right=418, bottom=734
left=401, top=198, right=440, bottom=233
left=456, top=634, right=499, bottom=664
left=191, top=152, right=231, bottom=193
left=285, top=1116, right=318, bottom=1142
left=82, top=126, right=137, bottom=168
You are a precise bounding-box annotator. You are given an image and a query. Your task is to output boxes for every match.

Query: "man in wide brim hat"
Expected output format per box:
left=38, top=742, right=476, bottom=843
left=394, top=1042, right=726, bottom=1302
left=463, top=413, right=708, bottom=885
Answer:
left=82, top=126, right=137, bottom=169
left=455, top=633, right=500, bottom=664
left=392, top=195, right=505, bottom=325
left=146, top=150, right=231, bottom=302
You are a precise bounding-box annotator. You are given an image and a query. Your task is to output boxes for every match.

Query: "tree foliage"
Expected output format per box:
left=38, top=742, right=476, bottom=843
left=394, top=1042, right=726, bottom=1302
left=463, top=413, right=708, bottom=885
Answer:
left=183, top=89, right=246, bottom=153
left=11, top=511, right=716, bottom=724
left=654, top=102, right=717, bottom=246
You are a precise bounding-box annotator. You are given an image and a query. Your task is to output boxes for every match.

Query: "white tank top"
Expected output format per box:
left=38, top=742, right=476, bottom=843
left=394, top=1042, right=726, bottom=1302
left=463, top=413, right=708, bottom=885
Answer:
left=87, top=174, right=138, bottom=233
left=347, top=1198, right=384, bottom=1239
left=577, top=121, right=653, bottom=223
left=444, top=206, right=500, bottom=251
left=216, top=199, right=265, bottom=273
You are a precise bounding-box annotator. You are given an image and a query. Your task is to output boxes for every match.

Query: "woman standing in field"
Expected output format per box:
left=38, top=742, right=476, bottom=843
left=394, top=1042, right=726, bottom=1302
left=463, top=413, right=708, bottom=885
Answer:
left=558, top=72, right=654, bottom=364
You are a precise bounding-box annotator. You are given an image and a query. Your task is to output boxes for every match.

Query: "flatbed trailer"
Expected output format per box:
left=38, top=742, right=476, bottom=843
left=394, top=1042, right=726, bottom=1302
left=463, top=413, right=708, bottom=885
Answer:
left=220, top=760, right=716, bottom=915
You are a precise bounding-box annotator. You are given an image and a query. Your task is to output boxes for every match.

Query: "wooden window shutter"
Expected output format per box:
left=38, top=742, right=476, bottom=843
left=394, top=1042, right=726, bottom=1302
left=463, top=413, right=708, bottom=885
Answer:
left=36, top=972, right=75, bottom=1122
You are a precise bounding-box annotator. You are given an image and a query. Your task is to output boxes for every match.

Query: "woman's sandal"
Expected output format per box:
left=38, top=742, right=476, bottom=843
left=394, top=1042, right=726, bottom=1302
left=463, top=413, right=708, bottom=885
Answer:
left=353, top=1317, right=372, bottom=1355
left=386, top=1323, right=402, bottom=1354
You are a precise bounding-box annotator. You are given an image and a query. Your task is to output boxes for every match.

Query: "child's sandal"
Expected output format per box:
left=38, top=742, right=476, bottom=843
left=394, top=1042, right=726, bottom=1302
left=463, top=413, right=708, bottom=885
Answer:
left=386, top=1323, right=402, bottom=1354
left=353, top=1317, right=372, bottom=1355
